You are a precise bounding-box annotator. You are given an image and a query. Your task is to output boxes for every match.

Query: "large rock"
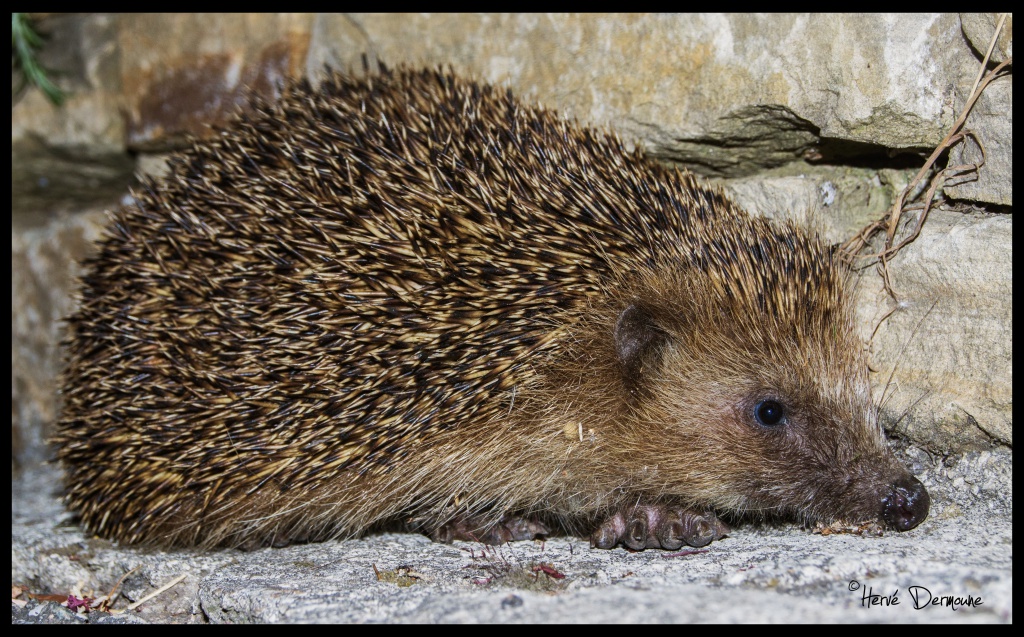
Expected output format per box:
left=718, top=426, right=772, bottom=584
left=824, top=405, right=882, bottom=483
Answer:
left=11, top=13, right=1011, bottom=465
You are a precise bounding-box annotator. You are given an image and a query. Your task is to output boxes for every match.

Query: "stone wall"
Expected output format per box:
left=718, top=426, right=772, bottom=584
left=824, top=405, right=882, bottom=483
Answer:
left=12, top=13, right=1012, bottom=467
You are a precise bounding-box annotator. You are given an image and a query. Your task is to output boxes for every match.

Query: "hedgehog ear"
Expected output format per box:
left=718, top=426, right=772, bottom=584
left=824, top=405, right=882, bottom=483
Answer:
left=615, top=303, right=667, bottom=389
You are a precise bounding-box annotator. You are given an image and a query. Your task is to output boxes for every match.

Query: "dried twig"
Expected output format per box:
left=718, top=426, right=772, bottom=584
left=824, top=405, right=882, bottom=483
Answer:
left=117, top=574, right=187, bottom=613
left=839, top=15, right=1011, bottom=301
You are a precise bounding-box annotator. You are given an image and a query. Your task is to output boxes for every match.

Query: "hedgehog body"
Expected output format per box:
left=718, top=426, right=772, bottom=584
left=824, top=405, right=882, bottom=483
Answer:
left=55, top=65, right=928, bottom=549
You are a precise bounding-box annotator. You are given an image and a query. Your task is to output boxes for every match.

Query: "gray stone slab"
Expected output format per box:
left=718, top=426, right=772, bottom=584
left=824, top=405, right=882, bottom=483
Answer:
left=12, top=449, right=1011, bottom=623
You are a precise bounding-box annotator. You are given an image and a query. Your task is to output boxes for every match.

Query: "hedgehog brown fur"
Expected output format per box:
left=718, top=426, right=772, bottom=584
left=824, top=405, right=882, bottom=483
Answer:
left=54, top=63, right=929, bottom=549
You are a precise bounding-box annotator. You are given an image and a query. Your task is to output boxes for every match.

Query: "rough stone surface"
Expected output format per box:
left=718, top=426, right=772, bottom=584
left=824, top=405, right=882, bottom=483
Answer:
left=117, top=13, right=314, bottom=151
left=857, top=208, right=1012, bottom=449
left=12, top=13, right=124, bottom=152
left=11, top=139, right=137, bottom=216
left=945, top=74, right=1012, bottom=206
left=11, top=208, right=108, bottom=467
left=308, top=14, right=970, bottom=170
left=12, top=600, right=87, bottom=624
left=11, top=453, right=1011, bottom=623
left=14, top=13, right=1007, bottom=182
left=14, top=14, right=981, bottom=174
left=959, top=13, right=1012, bottom=63
left=719, top=164, right=911, bottom=244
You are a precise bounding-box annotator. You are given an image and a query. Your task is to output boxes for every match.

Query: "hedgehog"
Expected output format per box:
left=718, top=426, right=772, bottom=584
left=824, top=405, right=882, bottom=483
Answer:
left=54, top=63, right=929, bottom=550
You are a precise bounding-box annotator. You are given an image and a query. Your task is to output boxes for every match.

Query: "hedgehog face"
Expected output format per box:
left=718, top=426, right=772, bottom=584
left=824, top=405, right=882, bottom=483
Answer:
left=607, top=281, right=929, bottom=531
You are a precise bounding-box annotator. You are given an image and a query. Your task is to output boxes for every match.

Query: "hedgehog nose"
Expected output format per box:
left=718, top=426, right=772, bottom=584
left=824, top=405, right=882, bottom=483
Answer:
left=881, top=475, right=930, bottom=531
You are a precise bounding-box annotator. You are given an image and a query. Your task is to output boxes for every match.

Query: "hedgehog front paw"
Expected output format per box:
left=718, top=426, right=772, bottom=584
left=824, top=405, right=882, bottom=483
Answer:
left=429, top=514, right=549, bottom=545
left=590, top=505, right=728, bottom=550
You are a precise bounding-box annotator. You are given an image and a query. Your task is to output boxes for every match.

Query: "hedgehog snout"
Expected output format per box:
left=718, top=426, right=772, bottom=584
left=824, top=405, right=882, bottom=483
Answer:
left=880, top=474, right=930, bottom=531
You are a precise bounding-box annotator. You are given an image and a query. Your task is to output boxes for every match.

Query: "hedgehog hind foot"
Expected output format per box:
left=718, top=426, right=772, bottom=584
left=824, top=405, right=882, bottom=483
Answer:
left=428, top=513, right=550, bottom=545
left=590, top=505, right=728, bottom=551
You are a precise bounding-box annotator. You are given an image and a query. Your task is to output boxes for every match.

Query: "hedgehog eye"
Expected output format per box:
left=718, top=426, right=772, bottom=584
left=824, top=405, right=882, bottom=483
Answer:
left=753, top=399, right=786, bottom=428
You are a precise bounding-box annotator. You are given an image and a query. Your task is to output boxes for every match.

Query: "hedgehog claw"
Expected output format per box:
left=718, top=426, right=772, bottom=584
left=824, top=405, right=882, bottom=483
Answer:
left=429, top=514, right=549, bottom=545
left=591, top=505, right=728, bottom=550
